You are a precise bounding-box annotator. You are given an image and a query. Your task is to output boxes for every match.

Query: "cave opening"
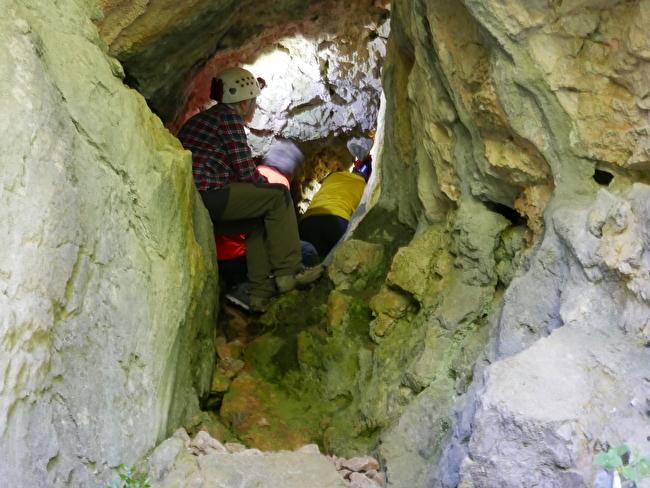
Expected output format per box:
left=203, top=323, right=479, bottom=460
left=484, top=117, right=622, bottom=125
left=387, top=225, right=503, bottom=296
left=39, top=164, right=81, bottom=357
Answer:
left=593, top=168, right=615, bottom=186
left=8, top=2, right=650, bottom=487
left=99, top=0, right=393, bottom=459
left=483, top=201, right=527, bottom=227
left=106, top=1, right=391, bottom=209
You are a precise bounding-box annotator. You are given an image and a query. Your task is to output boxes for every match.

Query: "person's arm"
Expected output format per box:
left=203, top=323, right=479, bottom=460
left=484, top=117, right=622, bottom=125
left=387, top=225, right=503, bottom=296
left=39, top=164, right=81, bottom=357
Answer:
left=220, top=116, right=266, bottom=184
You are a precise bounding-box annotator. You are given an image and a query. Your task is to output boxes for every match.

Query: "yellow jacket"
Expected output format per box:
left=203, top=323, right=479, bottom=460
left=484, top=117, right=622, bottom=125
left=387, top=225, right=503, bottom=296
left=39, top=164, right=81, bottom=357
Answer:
left=303, top=172, right=366, bottom=221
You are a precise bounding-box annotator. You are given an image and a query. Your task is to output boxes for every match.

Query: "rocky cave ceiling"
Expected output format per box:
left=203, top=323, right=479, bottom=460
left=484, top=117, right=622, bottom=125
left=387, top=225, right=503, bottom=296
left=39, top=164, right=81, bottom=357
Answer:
left=96, top=0, right=391, bottom=153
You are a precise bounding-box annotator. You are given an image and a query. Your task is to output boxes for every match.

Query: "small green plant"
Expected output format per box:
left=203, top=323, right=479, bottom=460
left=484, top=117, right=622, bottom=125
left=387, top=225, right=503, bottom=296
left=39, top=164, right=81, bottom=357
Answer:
left=106, top=464, right=151, bottom=488
left=596, top=444, right=650, bottom=483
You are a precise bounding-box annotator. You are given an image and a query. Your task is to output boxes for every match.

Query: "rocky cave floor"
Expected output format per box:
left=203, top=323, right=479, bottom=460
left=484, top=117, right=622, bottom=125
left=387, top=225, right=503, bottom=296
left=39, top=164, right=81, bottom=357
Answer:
left=144, top=207, right=415, bottom=487
left=148, top=285, right=388, bottom=488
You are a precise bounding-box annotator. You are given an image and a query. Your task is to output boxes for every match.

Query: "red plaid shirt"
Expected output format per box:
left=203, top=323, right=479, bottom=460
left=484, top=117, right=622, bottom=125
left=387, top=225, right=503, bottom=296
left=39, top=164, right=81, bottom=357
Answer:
left=177, top=104, right=266, bottom=191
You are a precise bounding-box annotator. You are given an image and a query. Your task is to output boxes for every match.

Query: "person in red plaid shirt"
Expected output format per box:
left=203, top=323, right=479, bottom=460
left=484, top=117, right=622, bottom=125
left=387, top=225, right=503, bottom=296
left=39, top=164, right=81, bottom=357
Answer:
left=177, top=67, right=322, bottom=312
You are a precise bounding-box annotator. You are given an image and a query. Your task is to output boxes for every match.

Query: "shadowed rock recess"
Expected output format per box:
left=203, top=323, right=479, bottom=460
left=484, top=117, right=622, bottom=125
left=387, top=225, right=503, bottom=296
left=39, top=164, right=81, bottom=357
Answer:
left=2, top=0, right=650, bottom=487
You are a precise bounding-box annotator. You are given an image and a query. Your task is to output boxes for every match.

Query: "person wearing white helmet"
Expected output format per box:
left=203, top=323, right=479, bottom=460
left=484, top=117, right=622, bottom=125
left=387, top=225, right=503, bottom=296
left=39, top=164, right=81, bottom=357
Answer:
left=177, top=67, right=322, bottom=312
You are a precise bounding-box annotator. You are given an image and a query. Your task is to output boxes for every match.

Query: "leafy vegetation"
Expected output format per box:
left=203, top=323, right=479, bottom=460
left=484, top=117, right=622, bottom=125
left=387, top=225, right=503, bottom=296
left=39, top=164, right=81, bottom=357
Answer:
left=106, top=464, right=151, bottom=488
left=596, top=445, right=650, bottom=482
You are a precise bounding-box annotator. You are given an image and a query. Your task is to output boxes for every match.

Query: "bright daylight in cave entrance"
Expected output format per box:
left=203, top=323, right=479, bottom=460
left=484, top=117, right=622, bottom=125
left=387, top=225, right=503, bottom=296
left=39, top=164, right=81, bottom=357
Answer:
left=4, top=0, right=650, bottom=487
left=113, top=0, right=394, bottom=485
left=157, top=1, right=392, bottom=482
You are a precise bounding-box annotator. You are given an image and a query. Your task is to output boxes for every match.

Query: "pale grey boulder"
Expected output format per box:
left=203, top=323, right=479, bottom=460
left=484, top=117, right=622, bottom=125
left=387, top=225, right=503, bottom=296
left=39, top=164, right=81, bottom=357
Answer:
left=459, top=323, right=650, bottom=488
left=450, top=185, right=650, bottom=488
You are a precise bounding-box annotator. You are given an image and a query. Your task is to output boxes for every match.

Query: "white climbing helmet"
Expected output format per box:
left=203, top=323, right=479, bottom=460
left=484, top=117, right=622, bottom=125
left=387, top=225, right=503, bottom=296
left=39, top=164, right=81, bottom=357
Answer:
left=217, top=67, right=261, bottom=104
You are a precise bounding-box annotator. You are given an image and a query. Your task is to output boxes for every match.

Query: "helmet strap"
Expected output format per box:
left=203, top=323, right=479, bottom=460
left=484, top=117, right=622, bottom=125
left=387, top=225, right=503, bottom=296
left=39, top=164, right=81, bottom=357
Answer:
left=242, top=98, right=257, bottom=120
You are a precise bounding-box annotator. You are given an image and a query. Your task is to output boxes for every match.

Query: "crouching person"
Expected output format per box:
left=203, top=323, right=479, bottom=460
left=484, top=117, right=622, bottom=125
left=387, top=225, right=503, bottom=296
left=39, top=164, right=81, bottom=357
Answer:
left=299, top=137, right=373, bottom=260
left=177, top=67, right=322, bottom=312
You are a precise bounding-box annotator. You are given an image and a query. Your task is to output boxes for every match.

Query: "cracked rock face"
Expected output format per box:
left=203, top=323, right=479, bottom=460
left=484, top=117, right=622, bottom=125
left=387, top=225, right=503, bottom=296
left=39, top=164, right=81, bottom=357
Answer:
left=144, top=429, right=386, bottom=488
left=455, top=186, right=650, bottom=488
left=375, top=1, right=650, bottom=486
left=1, top=1, right=217, bottom=486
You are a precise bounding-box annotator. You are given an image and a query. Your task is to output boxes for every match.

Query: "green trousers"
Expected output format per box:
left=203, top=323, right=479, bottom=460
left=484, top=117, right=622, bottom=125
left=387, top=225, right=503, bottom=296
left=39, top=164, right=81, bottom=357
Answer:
left=201, top=183, right=301, bottom=297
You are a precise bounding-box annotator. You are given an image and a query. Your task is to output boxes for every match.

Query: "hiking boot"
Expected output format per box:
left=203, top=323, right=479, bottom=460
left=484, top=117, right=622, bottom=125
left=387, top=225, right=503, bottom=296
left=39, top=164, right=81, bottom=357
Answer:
left=225, top=282, right=250, bottom=311
left=225, top=283, right=271, bottom=313
left=275, top=265, right=324, bottom=293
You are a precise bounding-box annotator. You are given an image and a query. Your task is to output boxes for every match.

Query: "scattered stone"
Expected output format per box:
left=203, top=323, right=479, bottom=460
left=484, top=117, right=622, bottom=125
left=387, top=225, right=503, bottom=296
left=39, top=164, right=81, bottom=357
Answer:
left=369, top=287, right=413, bottom=319
left=238, top=448, right=264, bottom=456
left=221, top=304, right=251, bottom=342
left=210, top=368, right=231, bottom=393
left=147, top=437, right=185, bottom=481
left=340, top=456, right=380, bottom=472
left=215, top=336, right=228, bottom=358
left=328, top=239, right=385, bottom=291
left=185, top=411, right=235, bottom=444
left=349, top=471, right=382, bottom=488
left=325, top=454, right=386, bottom=487
left=368, top=287, right=413, bottom=343
left=152, top=445, right=348, bottom=487
left=369, top=314, right=397, bottom=340
left=216, top=337, right=244, bottom=361
left=221, top=358, right=246, bottom=379
left=189, top=430, right=227, bottom=455
left=172, top=428, right=191, bottom=447
left=368, top=471, right=387, bottom=487
left=228, top=340, right=244, bottom=360
left=328, top=455, right=343, bottom=470
left=327, top=290, right=355, bottom=331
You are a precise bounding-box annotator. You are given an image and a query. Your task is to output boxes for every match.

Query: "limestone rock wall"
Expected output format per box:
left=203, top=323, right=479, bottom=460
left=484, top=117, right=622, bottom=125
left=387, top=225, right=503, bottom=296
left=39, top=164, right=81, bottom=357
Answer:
left=0, top=1, right=217, bottom=486
left=375, top=0, right=650, bottom=486
left=380, top=0, right=648, bottom=228
left=447, top=185, right=650, bottom=488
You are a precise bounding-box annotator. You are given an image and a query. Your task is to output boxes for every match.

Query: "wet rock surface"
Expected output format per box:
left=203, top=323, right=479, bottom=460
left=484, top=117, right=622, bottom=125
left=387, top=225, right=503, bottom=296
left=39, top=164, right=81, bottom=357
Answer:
left=377, top=0, right=650, bottom=486
left=203, top=203, right=503, bottom=486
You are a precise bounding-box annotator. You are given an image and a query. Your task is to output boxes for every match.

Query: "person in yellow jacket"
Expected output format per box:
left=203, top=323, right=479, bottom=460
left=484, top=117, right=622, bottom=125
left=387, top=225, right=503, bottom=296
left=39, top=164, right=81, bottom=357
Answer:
left=299, top=137, right=372, bottom=260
